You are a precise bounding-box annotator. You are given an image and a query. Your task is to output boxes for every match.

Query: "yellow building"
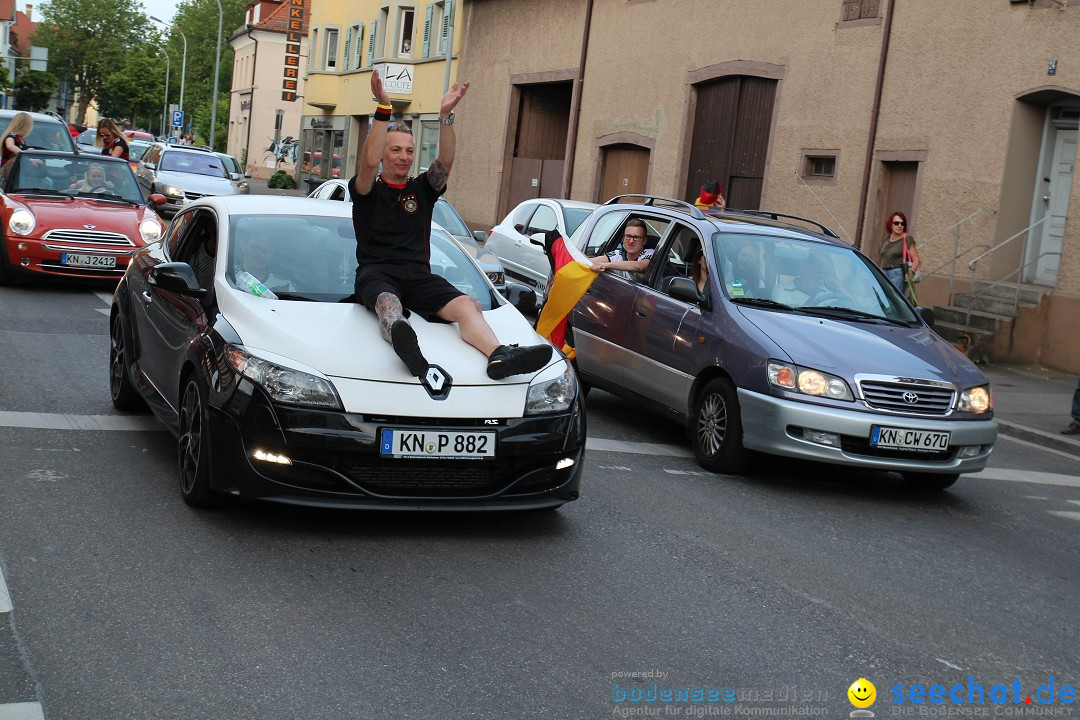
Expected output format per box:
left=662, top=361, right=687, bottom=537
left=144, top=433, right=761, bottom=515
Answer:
left=300, top=0, right=461, bottom=192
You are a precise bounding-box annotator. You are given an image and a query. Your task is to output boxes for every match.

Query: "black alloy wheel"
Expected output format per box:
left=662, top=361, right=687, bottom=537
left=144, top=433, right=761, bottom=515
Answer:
left=691, top=377, right=750, bottom=474
left=109, top=311, right=144, bottom=410
left=178, top=375, right=217, bottom=507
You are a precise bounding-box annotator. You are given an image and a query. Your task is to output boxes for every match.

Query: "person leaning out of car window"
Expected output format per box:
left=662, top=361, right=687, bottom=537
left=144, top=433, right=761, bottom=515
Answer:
left=591, top=218, right=654, bottom=275
left=96, top=118, right=129, bottom=161
left=0, top=112, right=33, bottom=166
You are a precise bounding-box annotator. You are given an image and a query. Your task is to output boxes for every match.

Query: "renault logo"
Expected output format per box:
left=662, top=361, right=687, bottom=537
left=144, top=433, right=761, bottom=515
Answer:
left=418, top=364, right=452, bottom=400
left=903, top=392, right=919, bottom=404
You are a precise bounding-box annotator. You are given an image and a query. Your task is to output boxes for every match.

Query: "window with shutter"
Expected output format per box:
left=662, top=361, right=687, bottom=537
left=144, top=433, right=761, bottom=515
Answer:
left=839, top=0, right=880, bottom=26
left=343, top=28, right=352, bottom=71
left=367, top=19, right=377, bottom=66
left=354, top=23, right=364, bottom=68
left=325, top=28, right=339, bottom=70
left=309, top=29, right=319, bottom=70
left=422, top=4, right=433, bottom=58
left=439, top=2, right=449, bottom=56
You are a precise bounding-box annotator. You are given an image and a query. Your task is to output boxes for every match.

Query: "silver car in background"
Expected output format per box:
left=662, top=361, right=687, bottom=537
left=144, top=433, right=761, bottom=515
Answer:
left=135, top=143, right=245, bottom=216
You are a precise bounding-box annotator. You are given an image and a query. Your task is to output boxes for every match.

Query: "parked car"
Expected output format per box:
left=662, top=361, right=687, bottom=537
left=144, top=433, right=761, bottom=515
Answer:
left=123, top=130, right=155, bottom=142
left=0, top=110, right=78, bottom=153
left=134, top=142, right=243, bottom=216
left=566, top=195, right=997, bottom=490
left=214, top=152, right=251, bottom=194
left=486, top=198, right=597, bottom=305
left=74, top=128, right=97, bottom=154
left=127, top=139, right=152, bottom=171
left=0, top=151, right=166, bottom=284
left=108, top=195, right=582, bottom=510
left=307, top=178, right=506, bottom=293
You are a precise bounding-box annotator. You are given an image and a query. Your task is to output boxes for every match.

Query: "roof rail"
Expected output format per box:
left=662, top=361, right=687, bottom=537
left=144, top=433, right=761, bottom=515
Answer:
left=604, top=194, right=707, bottom=221
left=44, top=110, right=68, bottom=125
left=721, top=209, right=840, bottom=239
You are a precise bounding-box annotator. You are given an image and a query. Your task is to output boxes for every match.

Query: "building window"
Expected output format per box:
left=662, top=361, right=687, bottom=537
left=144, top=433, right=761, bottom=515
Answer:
left=343, top=27, right=352, bottom=71
left=308, top=29, right=318, bottom=71
left=437, top=0, right=451, bottom=56
left=374, top=6, right=388, bottom=61
left=799, top=149, right=840, bottom=186
left=351, top=23, right=364, bottom=69
left=841, top=0, right=879, bottom=20
left=324, top=28, right=339, bottom=70
left=397, top=7, right=415, bottom=58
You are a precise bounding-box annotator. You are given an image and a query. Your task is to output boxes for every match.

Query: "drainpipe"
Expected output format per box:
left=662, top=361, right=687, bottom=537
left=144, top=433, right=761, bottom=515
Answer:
left=561, top=0, right=594, bottom=199
left=854, top=0, right=897, bottom=250
left=243, top=25, right=258, bottom=175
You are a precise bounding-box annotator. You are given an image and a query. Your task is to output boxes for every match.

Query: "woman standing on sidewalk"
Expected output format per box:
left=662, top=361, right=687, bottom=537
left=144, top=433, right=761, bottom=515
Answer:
left=879, top=211, right=920, bottom=294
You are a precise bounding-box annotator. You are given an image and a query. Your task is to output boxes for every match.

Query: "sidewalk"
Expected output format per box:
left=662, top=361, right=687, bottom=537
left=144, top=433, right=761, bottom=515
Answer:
left=246, top=177, right=309, bottom=197
left=982, top=364, right=1080, bottom=458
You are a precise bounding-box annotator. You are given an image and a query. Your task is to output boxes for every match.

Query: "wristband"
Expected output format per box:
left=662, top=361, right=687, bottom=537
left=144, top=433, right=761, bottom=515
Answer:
left=376, top=102, right=392, bottom=111
left=374, top=107, right=392, bottom=122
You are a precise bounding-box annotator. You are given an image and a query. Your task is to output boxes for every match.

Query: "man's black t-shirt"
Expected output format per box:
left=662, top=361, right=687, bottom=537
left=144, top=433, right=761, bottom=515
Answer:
left=349, top=172, right=445, bottom=267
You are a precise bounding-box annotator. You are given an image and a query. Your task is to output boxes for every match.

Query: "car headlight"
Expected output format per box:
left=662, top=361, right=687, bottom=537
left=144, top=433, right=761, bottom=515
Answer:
left=139, top=217, right=163, bottom=244
left=487, top=270, right=504, bottom=286
left=9, top=208, right=35, bottom=235
left=160, top=184, right=184, bottom=198
left=226, top=345, right=343, bottom=410
left=957, top=385, right=992, bottom=413
left=237, top=181, right=249, bottom=189
left=525, top=360, right=576, bottom=415
left=767, top=360, right=854, bottom=401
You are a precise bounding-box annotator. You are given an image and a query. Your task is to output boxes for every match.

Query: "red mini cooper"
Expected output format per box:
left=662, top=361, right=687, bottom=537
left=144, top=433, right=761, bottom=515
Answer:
left=0, top=151, right=166, bottom=283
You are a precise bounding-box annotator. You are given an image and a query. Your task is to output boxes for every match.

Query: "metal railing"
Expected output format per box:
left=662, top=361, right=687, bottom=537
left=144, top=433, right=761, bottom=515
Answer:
left=963, top=215, right=1051, bottom=324
left=916, top=208, right=990, bottom=304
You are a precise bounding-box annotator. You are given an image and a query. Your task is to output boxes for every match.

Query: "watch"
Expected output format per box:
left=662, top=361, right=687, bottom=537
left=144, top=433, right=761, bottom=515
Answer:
left=439, top=112, right=455, bottom=125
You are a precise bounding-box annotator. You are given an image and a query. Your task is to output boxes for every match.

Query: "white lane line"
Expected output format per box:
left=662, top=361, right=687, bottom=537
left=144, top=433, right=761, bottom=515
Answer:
left=936, top=658, right=963, bottom=670
left=0, top=411, right=163, bottom=432
left=969, top=468, right=1080, bottom=489
left=586, top=437, right=694, bottom=458
left=0, top=703, right=46, bottom=720
left=0, top=564, right=11, bottom=613
left=997, top=432, right=1080, bottom=461
left=92, top=291, right=113, bottom=307
left=1048, top=511, right=1080, bottom=523
left=998, top=419, right=1080, bottom=450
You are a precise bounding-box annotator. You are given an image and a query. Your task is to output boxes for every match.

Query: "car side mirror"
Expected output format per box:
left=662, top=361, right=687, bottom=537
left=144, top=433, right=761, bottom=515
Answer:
left=143, top=162, right=156, bottom=170
left=148, top=193, right=167, bottom=206
left=244, top=172, right=252, bottom=178
left=668, top=276, right=707, bottom=306
left=472, top=229, right=488, bottom=243
left=229, top=172, right=242, bottom=181
left=149, top=262, right=207, bottom=299
left=916, top=306, right=935, bottom=326
left=503, top=281, right=538, bottom=314
left=529, top=232, right=547, bottom=248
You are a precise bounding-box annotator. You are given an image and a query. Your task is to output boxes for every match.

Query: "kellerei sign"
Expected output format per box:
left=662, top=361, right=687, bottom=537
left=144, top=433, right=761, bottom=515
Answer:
left=282, top=0, right=304, bottom=101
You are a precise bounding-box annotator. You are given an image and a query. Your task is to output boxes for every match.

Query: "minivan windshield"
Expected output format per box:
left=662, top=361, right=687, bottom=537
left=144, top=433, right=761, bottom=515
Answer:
left=713, top=232, right=919, bottom=324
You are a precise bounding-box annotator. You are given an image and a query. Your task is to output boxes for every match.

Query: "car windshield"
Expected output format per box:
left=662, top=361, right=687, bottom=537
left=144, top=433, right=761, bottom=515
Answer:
left=76, top=129, right=96, bottom=146
left=226, top=214, right=496, bottom=308
left=713, top=232, right=919, bottom=323
left=432, top=199, right=470, bottom=237
left=4, top=121, right=76, bottom=152
left=129, top=142, right=151, bottom=162
left=9, top=153, right=144, bottom=203
left=160, top=151, right=228, bottom=178
left=563, top=207, right=593, bottom=237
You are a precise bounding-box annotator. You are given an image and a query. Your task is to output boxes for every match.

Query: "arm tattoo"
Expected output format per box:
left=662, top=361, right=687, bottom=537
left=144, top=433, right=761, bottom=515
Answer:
left=427, top=159, right=449, bottom=191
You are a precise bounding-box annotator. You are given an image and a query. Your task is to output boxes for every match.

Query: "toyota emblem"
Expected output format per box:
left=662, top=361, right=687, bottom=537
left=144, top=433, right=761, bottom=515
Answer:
left=902, top=392, right=919, bottom=404
left=84, top=224, right=96, bottom=229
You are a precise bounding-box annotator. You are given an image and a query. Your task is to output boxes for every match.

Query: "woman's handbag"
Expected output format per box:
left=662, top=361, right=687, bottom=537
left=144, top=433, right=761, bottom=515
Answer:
left=901, top=236, right=919, bottom=305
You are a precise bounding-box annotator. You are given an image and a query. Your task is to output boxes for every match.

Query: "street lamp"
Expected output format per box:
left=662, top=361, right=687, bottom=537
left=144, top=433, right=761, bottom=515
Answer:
left=155, top=45, right=170, bottom=136
left=150, top=16, right=187, bottom=138
left=209, top=0, right=223, bottom=151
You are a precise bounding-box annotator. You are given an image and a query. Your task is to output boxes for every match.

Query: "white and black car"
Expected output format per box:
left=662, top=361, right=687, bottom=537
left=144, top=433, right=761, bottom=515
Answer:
left=109, top=195, right=584, bottom=510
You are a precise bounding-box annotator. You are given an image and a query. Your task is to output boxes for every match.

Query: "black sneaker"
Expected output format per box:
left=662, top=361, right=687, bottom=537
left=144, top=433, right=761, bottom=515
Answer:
left=486, top=343, right=552, bottom=380
left=390, top=320, right=429, bottom=377
left=1062, top=422, right=1080, bottom=436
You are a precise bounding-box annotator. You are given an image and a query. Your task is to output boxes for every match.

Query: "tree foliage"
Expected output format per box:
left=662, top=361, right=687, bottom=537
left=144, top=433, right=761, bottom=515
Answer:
left=13, top=71, right=58, bottom=111
left=34, top=0, right=152, bottom=124
left=98, top=48, right=168, bottom=133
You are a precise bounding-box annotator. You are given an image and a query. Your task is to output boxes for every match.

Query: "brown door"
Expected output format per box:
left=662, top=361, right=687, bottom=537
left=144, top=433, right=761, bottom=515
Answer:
left=873, top=161, right=918, bottom=259
left=685, top=76, right=777, bottom=211
left=599, top=145, right=649, bottom=203
left=503, top=83, right=572, bottom=215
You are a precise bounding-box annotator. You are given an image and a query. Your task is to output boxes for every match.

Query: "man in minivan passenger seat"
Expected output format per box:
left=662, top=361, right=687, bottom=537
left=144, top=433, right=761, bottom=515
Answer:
left=591, top=218, right=654, bottom=274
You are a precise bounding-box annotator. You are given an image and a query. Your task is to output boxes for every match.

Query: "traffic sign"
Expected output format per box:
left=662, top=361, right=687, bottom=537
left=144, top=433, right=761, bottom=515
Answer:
left=171, top=110, right=184, bottom=128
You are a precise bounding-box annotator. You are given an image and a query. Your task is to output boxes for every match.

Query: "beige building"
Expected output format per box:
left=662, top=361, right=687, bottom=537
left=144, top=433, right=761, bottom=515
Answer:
left=300, top=0, right=462, bottom=193
left=228, top=0, right=311, bottom=180
left=453, top=0, right=1080, bottom=372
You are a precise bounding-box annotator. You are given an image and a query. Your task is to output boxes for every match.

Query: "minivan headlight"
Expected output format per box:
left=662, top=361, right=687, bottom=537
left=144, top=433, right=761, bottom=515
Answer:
left=226, top=345, right=342, bottom=410
left=525, top=360, right=576, bottom=415
left=767, top=360, right=853, bottom=401
left=958, top=385, right=992, bottom=413
left=9, top=208, right=35, bottom=235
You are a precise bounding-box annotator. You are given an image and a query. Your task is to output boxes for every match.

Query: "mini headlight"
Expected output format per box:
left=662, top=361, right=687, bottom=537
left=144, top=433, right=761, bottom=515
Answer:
left=525, top=361, right=576, bottom=415
left=958, top=385, right=991, bottom=413
left=768, top=359, right=853, bottom=401
left=139, top=217, right=163, bottom=244
left=9, top=208, right=35, bottom=235
left=226, top=345, right=342, bottom=410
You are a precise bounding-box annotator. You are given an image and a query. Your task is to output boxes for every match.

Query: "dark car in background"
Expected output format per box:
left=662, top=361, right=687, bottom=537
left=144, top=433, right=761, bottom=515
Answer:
left=567, top=195, right=997, bottom=490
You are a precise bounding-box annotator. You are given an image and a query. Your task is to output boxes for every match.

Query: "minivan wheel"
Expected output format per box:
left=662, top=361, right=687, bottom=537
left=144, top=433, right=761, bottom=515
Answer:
left=692, top=377, right=749, bottom=474
left=901, top=472, right=959, bottom=491
left=178, top=375, right=217, bottom=508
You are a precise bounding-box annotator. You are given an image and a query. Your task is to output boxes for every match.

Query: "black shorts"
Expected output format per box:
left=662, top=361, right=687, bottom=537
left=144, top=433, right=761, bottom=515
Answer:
left=355, top=263, right=465, bottom=321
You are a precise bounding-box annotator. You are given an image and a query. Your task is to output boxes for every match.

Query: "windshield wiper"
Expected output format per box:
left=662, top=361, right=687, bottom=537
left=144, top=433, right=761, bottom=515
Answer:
left=730, top=296, right=794, bottom=311
left=13, top=187, right=68, bottom=197
left=78, top=191, right=140, bottom=205
left=799, top=305, right=912, bottom=327
left=270, top=291, right=317, bottom=302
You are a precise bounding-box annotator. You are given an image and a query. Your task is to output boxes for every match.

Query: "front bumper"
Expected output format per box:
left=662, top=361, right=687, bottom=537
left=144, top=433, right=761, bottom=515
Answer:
left=206, top=379, right=585, bottom=509
left=2, top=236, right=134, bottom=281
left=738, top=388, right=996, bottom=474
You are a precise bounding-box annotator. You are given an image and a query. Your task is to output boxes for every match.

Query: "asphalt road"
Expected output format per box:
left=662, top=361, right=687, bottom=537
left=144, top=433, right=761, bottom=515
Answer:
left=1, top=283, right=1077, bottom=719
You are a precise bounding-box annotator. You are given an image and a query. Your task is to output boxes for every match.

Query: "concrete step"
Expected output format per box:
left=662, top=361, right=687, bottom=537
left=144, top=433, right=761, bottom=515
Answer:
left=969, top=281, right=1048, bottom=306
left=932, top=321, right=996, bottom=349
left=951, top=292, right=1037, bottom=317
left=932, top=305, right=1011, bottom=333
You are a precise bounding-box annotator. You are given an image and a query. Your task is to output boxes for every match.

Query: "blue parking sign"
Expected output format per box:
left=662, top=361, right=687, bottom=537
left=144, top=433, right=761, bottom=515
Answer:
left=171, top=110, right=184, bottom=128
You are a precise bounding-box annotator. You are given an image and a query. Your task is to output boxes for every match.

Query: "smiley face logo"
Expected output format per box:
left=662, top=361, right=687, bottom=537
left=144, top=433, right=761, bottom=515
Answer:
left=848, top=678, right=876, bottom=709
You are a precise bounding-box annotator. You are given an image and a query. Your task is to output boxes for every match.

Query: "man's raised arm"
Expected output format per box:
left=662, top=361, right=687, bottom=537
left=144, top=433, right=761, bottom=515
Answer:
left=354, top=69, right=393, bottom=196
left=426, top=81, right=470, bottom=192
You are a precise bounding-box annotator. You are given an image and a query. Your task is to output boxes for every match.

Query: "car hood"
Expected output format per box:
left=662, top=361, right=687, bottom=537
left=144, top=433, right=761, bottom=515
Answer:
left=156, top=170, right=237, bottom=194
left=16, top=196, right=153, bottom=236
left=738, top=308, right=987, bottom=388
left=218, top=289, right=558, bottom=386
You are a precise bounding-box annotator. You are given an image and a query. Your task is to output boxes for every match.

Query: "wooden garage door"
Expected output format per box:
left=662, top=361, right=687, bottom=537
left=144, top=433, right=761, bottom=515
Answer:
left=685, top=76, right=777, bottom=211
left=599, top=145, right=649, bottom=203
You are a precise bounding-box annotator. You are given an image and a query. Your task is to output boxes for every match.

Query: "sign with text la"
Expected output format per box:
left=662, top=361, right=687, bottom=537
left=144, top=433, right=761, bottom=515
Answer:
left=282, top=0, right=304, bottom=101
left=375, top=63, right=413, bottom=95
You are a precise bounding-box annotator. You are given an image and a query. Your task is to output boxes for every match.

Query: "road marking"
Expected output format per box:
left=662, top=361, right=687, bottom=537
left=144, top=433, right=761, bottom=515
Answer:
left=0, top=411, right=162, bottom=432
left=998, top=419, right=1080, bottom=450
left=1048, top=511, right=1080, bottom=523
left=969, top=468, right=1080, bottom=489
left=0, top=704, right=45, bottom=720
left=936, top=658, right=963, bottom=670
left=997, top=432, right=1080, bottom=461
left=587, top=437, right=694, bottom=458
left=0, top=564, right=11, bottom=613
left=93, top=291, right=113, bottom=306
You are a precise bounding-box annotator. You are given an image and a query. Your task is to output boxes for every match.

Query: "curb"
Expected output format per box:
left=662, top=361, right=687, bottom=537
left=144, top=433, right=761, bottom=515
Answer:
left=995, top=419, right=1080, bottom=459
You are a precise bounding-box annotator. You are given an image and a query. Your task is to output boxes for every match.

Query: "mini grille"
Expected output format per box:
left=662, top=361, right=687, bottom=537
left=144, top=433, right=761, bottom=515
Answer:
left=42, top=229, right=133, bottom=246
left=860, top=381, right=954, bottom=415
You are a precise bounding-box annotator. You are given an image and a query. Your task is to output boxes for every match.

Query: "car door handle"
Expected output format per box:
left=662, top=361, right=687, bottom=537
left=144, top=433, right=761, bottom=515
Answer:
left=634, top=308, right=648, bottom=318
left=141, top=291, right=152, bottom=304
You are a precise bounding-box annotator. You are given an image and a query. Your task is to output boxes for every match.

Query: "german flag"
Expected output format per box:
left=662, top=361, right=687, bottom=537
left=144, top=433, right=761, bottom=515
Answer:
left=535, top=235, right=597, bottom=360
